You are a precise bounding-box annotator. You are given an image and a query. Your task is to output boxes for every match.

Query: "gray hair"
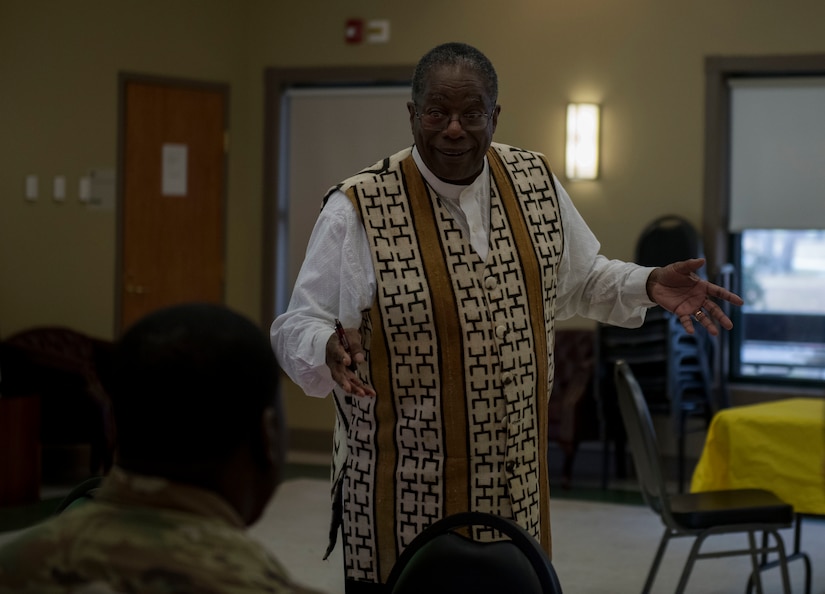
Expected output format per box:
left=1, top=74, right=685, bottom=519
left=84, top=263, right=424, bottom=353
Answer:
left=411, top=42, right=498, bottom=107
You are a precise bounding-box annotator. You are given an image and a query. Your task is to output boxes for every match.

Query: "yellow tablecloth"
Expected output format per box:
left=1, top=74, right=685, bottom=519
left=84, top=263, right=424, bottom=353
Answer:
left=691, top=397, right=825, bottom=515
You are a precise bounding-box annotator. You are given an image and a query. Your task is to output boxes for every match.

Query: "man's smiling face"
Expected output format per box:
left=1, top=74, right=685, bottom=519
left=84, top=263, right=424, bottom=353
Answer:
left=407, top=63, right=500, bottom=185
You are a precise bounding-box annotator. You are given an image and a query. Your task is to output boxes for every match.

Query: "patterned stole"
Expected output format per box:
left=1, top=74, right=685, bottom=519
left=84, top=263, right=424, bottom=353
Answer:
left=332, top=143, right=563, bottom=584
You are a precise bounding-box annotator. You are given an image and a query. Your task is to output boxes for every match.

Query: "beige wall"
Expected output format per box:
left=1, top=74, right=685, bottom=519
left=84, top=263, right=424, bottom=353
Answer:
left=3, top=0, right=825, bottom=432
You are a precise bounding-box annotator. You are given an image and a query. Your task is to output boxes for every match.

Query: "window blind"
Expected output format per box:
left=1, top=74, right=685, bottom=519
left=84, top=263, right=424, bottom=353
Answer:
left=729, top=77, right=825, bottom=231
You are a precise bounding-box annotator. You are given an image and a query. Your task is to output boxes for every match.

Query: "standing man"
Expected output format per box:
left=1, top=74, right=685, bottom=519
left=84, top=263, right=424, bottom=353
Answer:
left=271, top=42, right=742, bottom=593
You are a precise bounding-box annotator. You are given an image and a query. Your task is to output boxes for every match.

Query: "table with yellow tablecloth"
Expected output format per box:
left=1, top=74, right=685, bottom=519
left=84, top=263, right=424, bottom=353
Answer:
left=691, top=397, right=825, bottom=515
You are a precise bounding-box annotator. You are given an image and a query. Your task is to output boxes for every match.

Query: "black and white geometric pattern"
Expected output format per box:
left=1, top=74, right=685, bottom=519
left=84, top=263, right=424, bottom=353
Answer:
left=329, top=143, right=563, bottom=584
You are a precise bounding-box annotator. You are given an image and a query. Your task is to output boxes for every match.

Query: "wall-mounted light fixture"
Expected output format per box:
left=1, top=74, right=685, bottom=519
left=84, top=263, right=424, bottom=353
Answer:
left=565, top=103, right=600, bottom=181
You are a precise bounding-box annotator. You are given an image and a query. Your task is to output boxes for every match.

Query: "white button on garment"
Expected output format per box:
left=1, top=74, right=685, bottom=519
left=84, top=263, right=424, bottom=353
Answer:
left=485, top=276, right=497, bottom=290
left=495, top=324, right=507, bottom=339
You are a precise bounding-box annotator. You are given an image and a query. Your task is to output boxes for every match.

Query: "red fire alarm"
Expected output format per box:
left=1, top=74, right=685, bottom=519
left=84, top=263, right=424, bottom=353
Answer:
left=345, top=19, right=363, bottom=44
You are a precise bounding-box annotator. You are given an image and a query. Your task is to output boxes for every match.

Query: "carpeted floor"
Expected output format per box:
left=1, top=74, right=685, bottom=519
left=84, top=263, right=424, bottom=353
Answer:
left=252, top=478, right=825, bottom=594
left=2, top=472, right=823, bottom=593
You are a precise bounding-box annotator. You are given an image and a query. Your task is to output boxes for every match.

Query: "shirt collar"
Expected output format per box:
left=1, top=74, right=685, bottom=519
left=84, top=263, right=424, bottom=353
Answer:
left=411, top=145, right=488, bottom=201
left=95, top=465, right=246, bottom=528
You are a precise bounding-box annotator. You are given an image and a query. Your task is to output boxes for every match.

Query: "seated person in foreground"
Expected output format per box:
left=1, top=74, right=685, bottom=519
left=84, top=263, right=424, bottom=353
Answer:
left=0, top=302, right=324, bottom=594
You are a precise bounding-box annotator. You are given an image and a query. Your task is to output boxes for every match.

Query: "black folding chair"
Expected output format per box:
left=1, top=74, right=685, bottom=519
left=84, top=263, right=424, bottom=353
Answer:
left=614, top=360, right=802, bottom=594
left=386, top=511, right=563, bottom=594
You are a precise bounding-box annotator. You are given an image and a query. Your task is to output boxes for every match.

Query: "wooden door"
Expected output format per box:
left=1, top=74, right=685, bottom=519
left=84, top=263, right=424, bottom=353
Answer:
left=118, top=77, right=227, bottom=332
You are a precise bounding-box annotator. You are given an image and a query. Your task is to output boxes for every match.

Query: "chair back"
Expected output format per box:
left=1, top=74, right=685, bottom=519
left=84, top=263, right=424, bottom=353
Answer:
left=386, top=511, right=563, bottom=594
left=613, top=360, right=671, bottom=517
left=635, top=214, right=705, bottom=273
left=2, top=327, right=115, bottom=475
left=54, top=476, right=103, bottom=514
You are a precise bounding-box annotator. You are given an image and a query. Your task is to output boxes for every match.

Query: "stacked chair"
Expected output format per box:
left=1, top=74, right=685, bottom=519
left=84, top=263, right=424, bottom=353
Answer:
left=596, top=215, right=717, bottom=492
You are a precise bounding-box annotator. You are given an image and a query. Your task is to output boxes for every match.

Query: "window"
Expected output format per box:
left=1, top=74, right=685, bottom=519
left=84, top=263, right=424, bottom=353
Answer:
left=732, top=229, right=825, bottom=381
left=704, top=55, right=825, bottom=388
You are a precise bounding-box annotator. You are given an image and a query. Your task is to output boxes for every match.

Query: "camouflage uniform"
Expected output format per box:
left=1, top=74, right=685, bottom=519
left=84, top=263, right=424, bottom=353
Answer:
left=0, top=467, right=324, bottom=594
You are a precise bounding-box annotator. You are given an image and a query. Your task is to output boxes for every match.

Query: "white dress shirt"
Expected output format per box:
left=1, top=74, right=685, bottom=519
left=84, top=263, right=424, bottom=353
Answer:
left=271, top=146, right=656, bottom=397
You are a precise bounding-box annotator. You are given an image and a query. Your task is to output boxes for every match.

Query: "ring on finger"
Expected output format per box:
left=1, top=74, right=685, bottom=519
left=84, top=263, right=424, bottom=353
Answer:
left=694, top=310, right=705, bottom=320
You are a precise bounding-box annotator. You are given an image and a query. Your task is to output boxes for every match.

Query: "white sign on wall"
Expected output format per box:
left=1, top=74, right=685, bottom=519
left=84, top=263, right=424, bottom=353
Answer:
left=162, top=143, right=188, bottom=197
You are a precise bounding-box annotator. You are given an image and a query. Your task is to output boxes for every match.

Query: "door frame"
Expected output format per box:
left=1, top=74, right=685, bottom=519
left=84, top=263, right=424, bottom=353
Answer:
left=116, top=72, right=230, bottom=336
left=261, top=65, right=413, bottom=325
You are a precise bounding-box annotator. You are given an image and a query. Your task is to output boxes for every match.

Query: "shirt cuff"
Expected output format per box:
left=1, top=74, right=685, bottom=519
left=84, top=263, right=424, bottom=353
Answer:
left=629, top=266, right=658, bottom=307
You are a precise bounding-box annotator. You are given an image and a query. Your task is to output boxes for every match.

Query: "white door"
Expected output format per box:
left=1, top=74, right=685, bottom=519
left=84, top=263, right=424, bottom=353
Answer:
left=274, top=84, right=413, bottom=437
left=276, top=86, right=413, bottom=313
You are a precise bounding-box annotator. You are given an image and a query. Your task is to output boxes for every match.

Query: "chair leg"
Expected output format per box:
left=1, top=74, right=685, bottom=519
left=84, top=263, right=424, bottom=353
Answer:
left=746, top=519, right=809, bottom=594
left=746, top=531, right=765, bottom=594
left=678, top=413, right=686, bottom=493
left=615, top=437, right=627, bottom=479
left=799, top=551, right=812, bottom=594
left=561, top=442, right=577, bottom=490
left=642, top=530, right=671, bottom=594
left=601, top=436, right=610, bottom=490
left=600, top=432, right=626, bottom=489
left=770, top=529, right=793, bottom=594
left=793, top=516, right=814, bottom=594
left=675, top=533, right=708, bottom=594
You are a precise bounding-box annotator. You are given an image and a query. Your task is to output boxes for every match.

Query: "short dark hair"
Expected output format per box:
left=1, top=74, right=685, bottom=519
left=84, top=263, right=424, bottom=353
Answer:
left=411, top=42, right=498, bottom=107
left=109, top=302, right=279, bottom=468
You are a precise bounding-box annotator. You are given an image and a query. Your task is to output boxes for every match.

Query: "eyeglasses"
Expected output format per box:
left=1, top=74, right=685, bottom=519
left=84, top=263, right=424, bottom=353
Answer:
left=415, top=108, right=491, bottom=131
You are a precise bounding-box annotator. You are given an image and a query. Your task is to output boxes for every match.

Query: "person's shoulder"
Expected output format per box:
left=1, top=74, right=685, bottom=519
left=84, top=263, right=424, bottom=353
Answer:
left=0, top=580, right=124, bottom=594
left=490, top=141, right=546, bottom=159
left=0, top=511, right=71, bottom=560
left=490, top=142, right=555, bottom=177
left=0, top=514, right=323, bottom=594
left=0, top=515, right=76, bottom=591
left=337, top=145, right=413, bottom=189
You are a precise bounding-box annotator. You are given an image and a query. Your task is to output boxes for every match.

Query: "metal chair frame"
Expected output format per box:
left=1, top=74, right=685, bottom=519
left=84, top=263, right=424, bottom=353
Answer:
left=614, top=360, right=800, bottom=594
left=385, top=511, right=563, bottom=594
